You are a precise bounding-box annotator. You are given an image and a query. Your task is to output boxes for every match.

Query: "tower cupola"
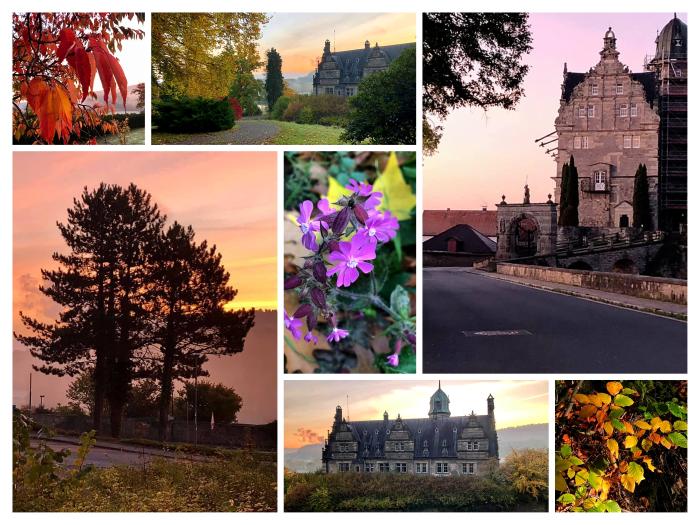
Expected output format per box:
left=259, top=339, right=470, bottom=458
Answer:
left=428, top=381, right=451, bottom=419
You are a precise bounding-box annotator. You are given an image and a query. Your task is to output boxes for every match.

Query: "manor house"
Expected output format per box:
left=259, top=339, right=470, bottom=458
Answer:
left=312, top=39, right=414, bottom=97
left=322, top=383, right=499, bottom=475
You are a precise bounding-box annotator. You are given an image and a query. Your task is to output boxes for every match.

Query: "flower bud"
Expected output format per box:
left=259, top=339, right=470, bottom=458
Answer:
left=313, top=261, right=327, bottom=284
left=405, top=332, right=416, bottom=345
left=332, top=207, right=350, bottom=234
left=306, top=314, right=317, bottom=331
left=293, top=303, right=313, bottom=319
left=284, top=275, right=303, bottom=289
left=310, top=287, right=326, bottom=308
left=327, top=240, right=340, bottom=252
left=353, top=204, right=369, bottom=225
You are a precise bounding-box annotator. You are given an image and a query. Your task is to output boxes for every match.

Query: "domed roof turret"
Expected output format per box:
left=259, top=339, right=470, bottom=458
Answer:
left=429, top=381, right=451, bottom=419
left=604, top=27, right=616, bottom=39
left=655, top=14, right=687, bottom=61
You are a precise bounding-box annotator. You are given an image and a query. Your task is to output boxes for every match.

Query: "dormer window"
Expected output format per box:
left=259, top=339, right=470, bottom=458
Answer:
left=591, top=84, right=599, bottom=96
left=441, top=439, right=447, bottom=447
left=616, top=83, right=623, bottom=95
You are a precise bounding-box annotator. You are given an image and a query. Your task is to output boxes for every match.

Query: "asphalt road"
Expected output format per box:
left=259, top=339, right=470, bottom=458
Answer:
left=423, top=268, right=687, bottom=373
left=31, top=439, right=175, bottom=468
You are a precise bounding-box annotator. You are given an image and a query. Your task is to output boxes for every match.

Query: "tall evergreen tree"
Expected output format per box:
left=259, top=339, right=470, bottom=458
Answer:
left=561, top=156, right=579, bottom=226
left=265, top=48, right=283, bottom=112
left=633, top=163, right=652, bottom=230
left=16, top=184, right=164, bottom=436
left=146, top=223, right=255, bottom=440
left=558, top=162, right=569, bottom=226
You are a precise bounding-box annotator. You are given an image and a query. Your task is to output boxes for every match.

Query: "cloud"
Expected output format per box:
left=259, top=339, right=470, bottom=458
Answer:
left=294, top=427, right=325, bottom=444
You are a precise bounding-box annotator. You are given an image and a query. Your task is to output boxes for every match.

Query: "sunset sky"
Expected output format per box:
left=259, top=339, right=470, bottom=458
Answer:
left=257, top=12, right=416, bottom=76
left=13, top=152, right=277, bottom=423
left=284, top=380, right=548, bottom=449
left=424, top=12, right=686, bottom=211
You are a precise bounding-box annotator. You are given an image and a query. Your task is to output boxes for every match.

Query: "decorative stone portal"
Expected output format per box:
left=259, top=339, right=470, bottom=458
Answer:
left=496, top=195, right=558, bottom=260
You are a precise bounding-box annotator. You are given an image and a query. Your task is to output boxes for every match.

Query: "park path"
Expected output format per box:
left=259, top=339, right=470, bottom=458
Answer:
left=153, top=119, right=280, bottom=145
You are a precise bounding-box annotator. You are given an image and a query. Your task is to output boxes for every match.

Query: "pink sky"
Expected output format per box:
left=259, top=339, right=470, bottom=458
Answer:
left=424, top=12, right=686, bottom=211
left=13, top=152, right=277, bottom=423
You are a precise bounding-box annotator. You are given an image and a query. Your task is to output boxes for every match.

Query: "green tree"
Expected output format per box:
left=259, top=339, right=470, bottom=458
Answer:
left=175, top=381, right=242, bottom=425
left=66, top=370, right=96, bottom=415
left=146, top=222, right=255, bottom=440
left=633, top=163, right=652, bottom=230
left=265, top=48, right=283, bottom=112
left=341, top=47, right=416, bottom=145
left=228, top=56, right=263, bottom=115
left=151, top=13, right=269, bottom=99
left=558, top=162, right=569, bottom=226
left=423, top=13, right=532, bottom=154
left=560, top=156, right=579, bottom=227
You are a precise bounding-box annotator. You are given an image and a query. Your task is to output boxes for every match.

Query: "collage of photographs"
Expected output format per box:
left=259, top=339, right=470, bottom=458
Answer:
left=6, top=4, right=690, bottom=518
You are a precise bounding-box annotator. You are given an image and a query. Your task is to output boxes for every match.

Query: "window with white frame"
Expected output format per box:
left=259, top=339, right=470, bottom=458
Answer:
left=616, top=83, right=624, bottom=95
left=379, top=462, right=390, bottom=472
left=619, top=104, right=628, bottom=117
left=364, top=463, right=375, bottom=472
left=416, top=462, right=428, bottom=474
left=573, top=136, right=589, bottom=149
left=436, top=462, right=449, bottom=474
left=466, top=441, right=473, bottom=451
left=462, top=462, right=476, bottom=475
left=578, top=107, right=587, bottom=118
left=633, top=135, right=641, bottom=148
left=574, top=136, right=581, bottom=149
left=591, top=84, right=599, bottom=95
left=473, top=441, right=480, bottom=451
left=594, top=170, right=607, bottom=191
left=345, top=87, right=354, bottom=96
left=582, top=136, right=589, bottom=149
left=394, top=442, right=405, bottom=452
left=338, top=463, right=350, bottom=472
left=630, top=103, right=638, bottom=117
left=587, top=104, right=595, bottom=117
left=325, top=87, right=334, bottom=95
left=623, top=135, right=632, bottom=149
left=395, top=463, right=407, bottom=473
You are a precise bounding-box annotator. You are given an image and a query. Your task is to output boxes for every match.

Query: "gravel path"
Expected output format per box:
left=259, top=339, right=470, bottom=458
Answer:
left=152, top=119, right=280, bottom=145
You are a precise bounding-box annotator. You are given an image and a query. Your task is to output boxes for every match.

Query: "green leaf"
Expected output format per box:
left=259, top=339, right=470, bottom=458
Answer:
left=569, top=456, right=584, bottom=466
left=560, top=445, right=572, bottom=459
left=673, top=420, right=688, bottom=431
left=558, top=493, right=576, bottom=505
left=588, top=471, right=602, bottom=490
left=389, top=285, right=411, bottom=319
left=614, top=394, right=634, bottom=407
left=668, top=402, right=685, bottom=418
left=605, top=500, right=621, bottom=512
left=628, top=462, right=645, bottom=484
left=609, top=407, right=625, bottom=419
left=667, top=432, right=688, bottom=448
left=611, top=419, right=625, bottom=432
left=555, top=472, right=569, bottom=492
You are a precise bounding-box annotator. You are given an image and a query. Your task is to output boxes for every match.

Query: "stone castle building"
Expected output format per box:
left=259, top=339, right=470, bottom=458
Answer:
left=553, top=17, right=687, bottom=231
left=322, top=384, right=498, bottom=475
left=554, top=28, right=660, bottom=230
left=312, top=40, right=414, bottom=97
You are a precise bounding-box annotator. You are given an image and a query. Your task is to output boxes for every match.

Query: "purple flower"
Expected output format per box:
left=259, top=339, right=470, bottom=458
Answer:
left=297, top=200, right=326, bottom=251
left=356, top=211, right=399, bottom=244
left=346, top=180, right=373, bottom=196
left=364, top=191, right=382, bottom=213
left=284, top=311, right=303, bottom=340
left=304, top=331, right=319, bottom=345
left=317, top=198, right=333, bottom=216
left=327, top=235, right=376, bottom=287
left=386, top=353, right=399, bottom=367
left=327, top=326, right=349, bottom=343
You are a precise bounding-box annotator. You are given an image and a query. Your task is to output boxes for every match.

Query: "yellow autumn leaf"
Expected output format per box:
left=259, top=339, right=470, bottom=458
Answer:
left=326, top=176, right=353, bottom=207
left=660, top=437, right=673, bottom=449
left=641, top=438, right=652, bottom=452
left=634, top=420, right=652, bottom=430
left=642, top=458, right=656, bottom=472
left=372, top=152, right=415, bottom=221
left=606, top=382, right=623, bottom=396
left=650, top=416, right=662, bottom=431
left=574, top=393, right=590, bottom=404
left=597, top=392, right=612, bottom=405
left=624, top=435, right=638, bottom=449
left=620, top=474, right=636, bottom=493
left=659, top=420, right=672, bottom=433
left=603, top=421, right=614, bottom=436
left=606, top=438, right=619, bottom=460
left=623, top=421, right=634, bottom=434
left=579, top=404, right=597, bottom=419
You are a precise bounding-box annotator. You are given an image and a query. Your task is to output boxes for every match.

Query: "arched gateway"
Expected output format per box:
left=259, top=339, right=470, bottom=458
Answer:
left=495, top=196, right=558, bottom=260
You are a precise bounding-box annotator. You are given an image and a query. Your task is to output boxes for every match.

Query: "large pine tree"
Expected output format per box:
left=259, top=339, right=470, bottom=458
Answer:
left=146, top=222, right=255, bottom=440
left=633, top=163, right=653, bottom=230
left=265, top=48, right=283, bottom=112
left=17, top=184, right=164, bottom=437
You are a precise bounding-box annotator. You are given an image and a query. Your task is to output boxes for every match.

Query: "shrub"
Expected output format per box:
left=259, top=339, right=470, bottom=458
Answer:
left=297, top=106, right=314, bottom=124
left=153, top=96, right=234, bottom=133
left=271, top=96, right=291, bottom=120
left=282, top=101, right=304, bottom=122
left=226, top=97, right=244, bottom=121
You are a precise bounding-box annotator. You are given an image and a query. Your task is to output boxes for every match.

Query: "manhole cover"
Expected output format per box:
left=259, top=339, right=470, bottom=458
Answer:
left=462, top=329, right=533, bottom=337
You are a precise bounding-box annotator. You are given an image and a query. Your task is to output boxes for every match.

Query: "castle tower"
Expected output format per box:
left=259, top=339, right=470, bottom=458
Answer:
left=487, top=394, right=499, bottom=458
left=428, top=381, right=451, bottom=420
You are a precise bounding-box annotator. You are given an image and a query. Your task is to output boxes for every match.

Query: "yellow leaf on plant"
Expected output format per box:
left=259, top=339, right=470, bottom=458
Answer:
left=597, top=392, right=612, bottom=405
left=624, top=436, right=638, bottom=449
left=579, top=405, right=597, bottom=419
left=650, top=416, right=662, bottom=431
left=620, top=474, right=636, bottom=493
left=642, top=458, right=656, bottom=472
left=603, top=421, right=614, bottom=436
left=660, top=437, right=673, bottom=449
left=606, top=382, right=623, bottom=396
left=659, top=420, right=672, bottom=433
left=372, top=152, right=415, bottom=221
left=634, top=420, right=652, bottom=430
left=606, top=438, right=619, bottom=460
left=326, top=176, right=353, bottom=207
left=641, top=438, right=652, bottom=452
left=574, top=393, right=590, bottom=404
left=623, top=421, right=634, bottom=434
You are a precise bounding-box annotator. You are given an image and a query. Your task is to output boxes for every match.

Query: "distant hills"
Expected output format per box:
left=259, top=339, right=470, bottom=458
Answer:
left=285, top=423, right=549, bottom=473
left=87, top=83, right=143, bottom=112
left=285, top=73, right=314, bottom=95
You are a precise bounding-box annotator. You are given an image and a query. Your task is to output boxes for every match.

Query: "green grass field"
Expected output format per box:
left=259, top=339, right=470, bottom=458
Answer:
left=265, top=120, right=345, bottom=145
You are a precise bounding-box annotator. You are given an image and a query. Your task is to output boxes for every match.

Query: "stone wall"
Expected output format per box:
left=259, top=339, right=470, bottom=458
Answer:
left=496, top=263, right=687, bottom=304
left=423, top=251, right=491, bottom=267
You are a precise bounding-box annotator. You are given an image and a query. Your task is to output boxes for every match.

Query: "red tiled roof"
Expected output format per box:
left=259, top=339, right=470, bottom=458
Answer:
left=423, top=210, right=498, bottom=237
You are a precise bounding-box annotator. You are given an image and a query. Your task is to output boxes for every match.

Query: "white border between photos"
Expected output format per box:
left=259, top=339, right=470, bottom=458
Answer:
left=2, top=0, right=696, bottom=523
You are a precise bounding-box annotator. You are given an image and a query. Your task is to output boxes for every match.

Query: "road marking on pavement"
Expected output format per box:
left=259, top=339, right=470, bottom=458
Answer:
left=462, top=329, right=533, bottom=337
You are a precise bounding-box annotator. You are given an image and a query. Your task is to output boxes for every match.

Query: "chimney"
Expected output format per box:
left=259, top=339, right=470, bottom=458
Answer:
left=365, top=40, right=370, bottom=50
left=482, top=205, right=487, bottom=211
left=383, top=410, right=389, bottom=423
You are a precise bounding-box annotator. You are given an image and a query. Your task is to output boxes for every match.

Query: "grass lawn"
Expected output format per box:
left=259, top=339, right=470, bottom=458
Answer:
left=265, top=120, right=345, bottom=145
left=97, top=127, right=145, bottom=145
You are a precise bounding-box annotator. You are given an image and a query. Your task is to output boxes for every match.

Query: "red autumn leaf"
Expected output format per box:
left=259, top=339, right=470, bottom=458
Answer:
left=108, top=53, right=128, bottom=108
left=56, top=28, right=77, bottom=62
left=89, top=36, right=128, bottom=109
left=25, top=77, right=49, bottom=115
left=34, top=82, right=73, bottom=143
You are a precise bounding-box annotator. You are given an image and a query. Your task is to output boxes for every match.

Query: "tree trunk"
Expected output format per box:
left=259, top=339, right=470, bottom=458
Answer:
left=158, top=345, right=175, bottom=441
